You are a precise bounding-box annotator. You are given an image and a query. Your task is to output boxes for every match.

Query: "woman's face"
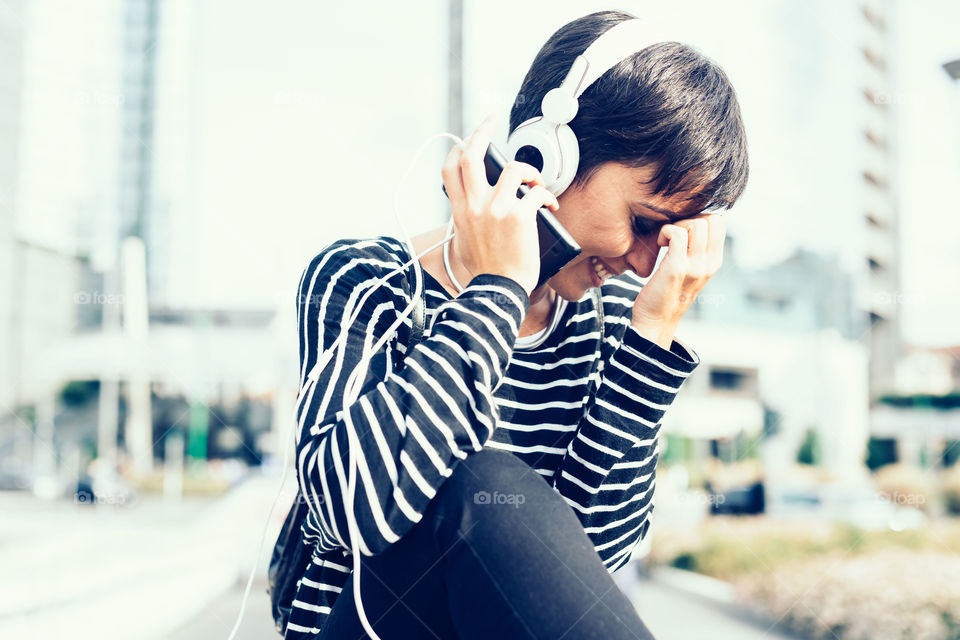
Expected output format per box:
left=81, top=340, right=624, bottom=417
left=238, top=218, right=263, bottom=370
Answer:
left=547, top=161, right=704, bottom=301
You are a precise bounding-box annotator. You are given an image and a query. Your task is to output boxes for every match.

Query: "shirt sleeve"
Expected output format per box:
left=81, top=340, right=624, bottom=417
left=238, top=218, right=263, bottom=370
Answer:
left=294, top=241, right=528, bottom=556
left=550, top=320, right=699, bottom=572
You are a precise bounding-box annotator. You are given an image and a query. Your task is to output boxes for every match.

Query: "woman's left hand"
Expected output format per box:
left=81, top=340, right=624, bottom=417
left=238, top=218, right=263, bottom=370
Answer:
left=630, top=213, right=727, bottom=349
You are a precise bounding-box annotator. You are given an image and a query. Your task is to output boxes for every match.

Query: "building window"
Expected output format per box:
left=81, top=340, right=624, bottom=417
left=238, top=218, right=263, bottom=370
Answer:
left=710, top=368, right=745, bottom=391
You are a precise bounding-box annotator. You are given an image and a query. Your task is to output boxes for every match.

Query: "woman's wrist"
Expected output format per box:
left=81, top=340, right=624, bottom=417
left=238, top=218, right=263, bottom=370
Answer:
left=630, top=317, right=677, bottom=350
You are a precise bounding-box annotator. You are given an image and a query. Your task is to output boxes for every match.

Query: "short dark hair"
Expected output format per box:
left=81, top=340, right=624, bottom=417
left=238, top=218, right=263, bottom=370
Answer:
left=509, top=10, right=749, bottom=214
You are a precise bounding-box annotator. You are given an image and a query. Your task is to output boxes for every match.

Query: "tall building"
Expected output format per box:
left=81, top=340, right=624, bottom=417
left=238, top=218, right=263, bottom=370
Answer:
left=119, top=0, right=160, bottom=284
left=2, top=0, right=105, bottom=408
left=0, top=0, right=25, bottom=414
left=0, top=0, right=162, bottom=471
left=859, top=0, right=903, bottom=401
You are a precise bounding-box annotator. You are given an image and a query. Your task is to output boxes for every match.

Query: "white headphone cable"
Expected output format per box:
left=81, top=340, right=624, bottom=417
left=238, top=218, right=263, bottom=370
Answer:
left=227, top=132, right=463, bottom=640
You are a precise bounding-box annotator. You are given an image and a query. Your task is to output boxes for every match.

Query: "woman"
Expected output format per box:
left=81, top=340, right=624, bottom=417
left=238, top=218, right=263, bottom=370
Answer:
left=287, top=10, right=747, bottom=640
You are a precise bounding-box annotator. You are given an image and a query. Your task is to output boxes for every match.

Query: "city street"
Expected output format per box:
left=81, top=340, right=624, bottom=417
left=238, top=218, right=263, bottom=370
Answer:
left=1, top=476, right=801, bottom=640
left=167, top=559, right=801, bottom=639
left=0, top=474, right=288, bottom=640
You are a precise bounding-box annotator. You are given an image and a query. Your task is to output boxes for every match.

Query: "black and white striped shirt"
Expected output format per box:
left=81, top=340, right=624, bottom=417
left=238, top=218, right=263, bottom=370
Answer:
left=285, top=235, right=698, bottom=638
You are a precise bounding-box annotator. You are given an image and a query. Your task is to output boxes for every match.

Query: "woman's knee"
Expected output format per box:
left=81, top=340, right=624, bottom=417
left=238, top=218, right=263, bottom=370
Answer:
left=446, top=447, right=540, bottom=501
left=430, top=447, right=559, bottom=532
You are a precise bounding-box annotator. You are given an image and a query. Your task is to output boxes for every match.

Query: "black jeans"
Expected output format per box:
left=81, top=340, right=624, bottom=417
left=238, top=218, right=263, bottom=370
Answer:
left=317, top=447, right=656, bottom=640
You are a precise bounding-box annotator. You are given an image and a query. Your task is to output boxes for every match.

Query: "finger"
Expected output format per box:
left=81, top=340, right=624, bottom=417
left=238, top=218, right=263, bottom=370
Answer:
left=490, top=161, right=549, bottom=211
left=657, top=224, right=689, bottom=263
left=516, top=184, right=560, bottom=218
left=684, top=217, right=708, bottom=257
left=707, top=213, right=727, bottom=265
left=441, top=144, right=466, bottom=204
left=460, top=114, right=499, bottom=198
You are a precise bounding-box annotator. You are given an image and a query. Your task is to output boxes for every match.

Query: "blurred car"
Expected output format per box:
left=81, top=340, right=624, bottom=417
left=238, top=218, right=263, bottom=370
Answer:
left=771, top=483, right=926, bottom=531
left=819, top=483, right=926, bottom=531
left=708, top=480, right=765, bottom=515
left=90, top=466, right=137, bottom=506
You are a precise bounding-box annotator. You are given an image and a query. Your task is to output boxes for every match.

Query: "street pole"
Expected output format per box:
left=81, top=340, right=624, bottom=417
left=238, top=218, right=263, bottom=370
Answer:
left=121, top=236, right=153, bottom=477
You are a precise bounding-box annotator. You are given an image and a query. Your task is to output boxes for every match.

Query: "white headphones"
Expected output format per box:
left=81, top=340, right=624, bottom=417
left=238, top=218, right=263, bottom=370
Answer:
left=504, top=18, right=675, bottom=196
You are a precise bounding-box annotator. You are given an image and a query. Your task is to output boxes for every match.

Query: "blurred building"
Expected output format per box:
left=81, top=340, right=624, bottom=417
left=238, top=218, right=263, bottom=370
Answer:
left=1, top=0, right=98, bottom=450
left=858, top=0, right=903, bottom=401
left=1, top=0, right=295, bottom=485
left=870, top=344, right=960, bottom=468
left=0, top=0, right=25, bottom=417
left=667, top=236, right=869, bottom=486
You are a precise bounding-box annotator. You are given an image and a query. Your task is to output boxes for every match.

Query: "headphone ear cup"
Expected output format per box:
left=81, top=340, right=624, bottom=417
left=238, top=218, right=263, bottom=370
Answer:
left=505, top=117, right=554, bottom=175
left=505, top=117, right=580, bottom=196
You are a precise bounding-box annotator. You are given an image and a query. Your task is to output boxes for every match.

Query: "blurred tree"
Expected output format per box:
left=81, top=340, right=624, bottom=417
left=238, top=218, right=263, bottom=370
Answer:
left=796, top=427, right=821, bottom=465
left=58, top=380, right=100, bottom=407
left=942, top=439, right=960, bottom=468
left=865, top=436, right=898, bottom=470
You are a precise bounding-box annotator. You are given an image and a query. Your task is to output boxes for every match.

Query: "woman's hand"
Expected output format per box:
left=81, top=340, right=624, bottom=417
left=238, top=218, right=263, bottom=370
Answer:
left=630, top=213, right=727, bottom=349
left=441, top=115, right=559, bottom=297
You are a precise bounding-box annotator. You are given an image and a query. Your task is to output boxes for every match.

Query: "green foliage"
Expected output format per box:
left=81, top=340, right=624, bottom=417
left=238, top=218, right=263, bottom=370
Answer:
left=661, top=433, right=689, bottom=465
left=944, top=465, right=960, bottom=516
left=735, top=432, right=761, bottom=461
left=58, top=380, right=100, bottom=407
left=865, top=437, right=898, bottom=470
left=879, top=392, right=960, bottom=410
left=652, top=518, right=960, bottom=582
left=943, top=440, right=960, bottom=468
left=796, top=427, right=821, bottom=465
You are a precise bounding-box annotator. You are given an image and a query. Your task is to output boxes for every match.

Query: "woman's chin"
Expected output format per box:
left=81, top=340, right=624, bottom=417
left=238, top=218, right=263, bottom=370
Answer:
left=550, top=277, right=592, bottom=302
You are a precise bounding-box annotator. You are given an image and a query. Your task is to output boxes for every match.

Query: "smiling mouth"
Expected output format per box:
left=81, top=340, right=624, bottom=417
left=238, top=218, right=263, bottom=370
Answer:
left=589, top=256, right=612, bottom=283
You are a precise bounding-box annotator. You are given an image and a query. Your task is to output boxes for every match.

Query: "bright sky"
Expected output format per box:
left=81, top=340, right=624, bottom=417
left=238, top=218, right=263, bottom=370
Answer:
left=16, top=0, right=960, bottom=346
left=894, top=0, right=960, bottom=347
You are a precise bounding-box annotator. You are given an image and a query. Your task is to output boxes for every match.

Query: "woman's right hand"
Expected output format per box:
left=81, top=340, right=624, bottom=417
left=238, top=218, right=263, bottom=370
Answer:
left=441, top=114, right=559, bottom=297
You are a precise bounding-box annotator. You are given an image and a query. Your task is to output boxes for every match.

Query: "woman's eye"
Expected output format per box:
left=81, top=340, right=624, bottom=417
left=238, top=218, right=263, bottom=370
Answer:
left=632, top=216, right=656, bottom=237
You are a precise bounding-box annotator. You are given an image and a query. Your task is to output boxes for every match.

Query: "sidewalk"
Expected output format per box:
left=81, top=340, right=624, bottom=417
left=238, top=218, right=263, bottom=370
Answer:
left=2, top=476, right=803, bottom=640
left=169, top=556, right=804, bottom=640
left=615, top=564, right=803, bottom=640
left=164, top=578, right=276, bottom=640
left=0, top=473, right=290, bottom=640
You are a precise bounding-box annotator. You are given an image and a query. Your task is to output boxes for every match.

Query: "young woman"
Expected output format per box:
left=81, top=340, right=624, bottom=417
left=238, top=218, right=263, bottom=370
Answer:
left=287, top=10, right=747, bottom=640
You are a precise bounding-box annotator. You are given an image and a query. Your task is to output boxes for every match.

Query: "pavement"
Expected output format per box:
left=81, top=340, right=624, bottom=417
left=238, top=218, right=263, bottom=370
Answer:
left=616, top=565, right=802, bottom=640
left=169, top=557, right=803, bottom=640
left=1, top=477, right=802, bottom=640
left=0, top=473, right=293, bottom=640
left=165, top=577, right=276, bottom=640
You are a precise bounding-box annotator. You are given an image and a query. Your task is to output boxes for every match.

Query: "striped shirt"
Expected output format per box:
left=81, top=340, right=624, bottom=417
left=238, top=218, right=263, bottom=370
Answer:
left=285, top=235, right=699, bottom=638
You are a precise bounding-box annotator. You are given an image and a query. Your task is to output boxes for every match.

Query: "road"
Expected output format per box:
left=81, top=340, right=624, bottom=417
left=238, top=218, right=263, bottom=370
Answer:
left=1, top=478, right=800, bottom=640
left=167, top=566, right=802, bottom=639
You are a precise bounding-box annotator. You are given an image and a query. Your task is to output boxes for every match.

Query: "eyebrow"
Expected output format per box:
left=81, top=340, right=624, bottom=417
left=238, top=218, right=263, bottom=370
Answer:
left=633, top=200, right=691, bottom=222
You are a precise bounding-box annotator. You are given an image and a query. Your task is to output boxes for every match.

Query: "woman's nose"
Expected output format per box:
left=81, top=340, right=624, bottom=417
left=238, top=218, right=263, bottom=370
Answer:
left=621, top=235, right=661, bottom=278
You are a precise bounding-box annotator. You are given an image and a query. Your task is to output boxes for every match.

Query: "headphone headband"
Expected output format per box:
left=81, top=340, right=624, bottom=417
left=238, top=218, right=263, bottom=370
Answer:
left=505, top=18, right=677, bottom=196
left=564, top=19, right=673, bottom=100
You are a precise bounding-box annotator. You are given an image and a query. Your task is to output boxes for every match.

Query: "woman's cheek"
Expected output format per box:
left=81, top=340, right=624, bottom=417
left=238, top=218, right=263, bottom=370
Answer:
left=633, top=235, right=663, bottom=278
